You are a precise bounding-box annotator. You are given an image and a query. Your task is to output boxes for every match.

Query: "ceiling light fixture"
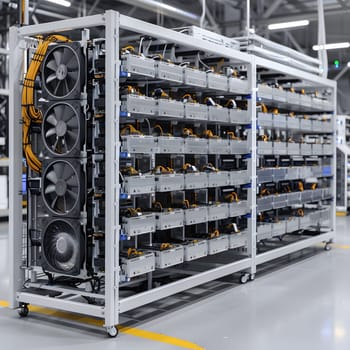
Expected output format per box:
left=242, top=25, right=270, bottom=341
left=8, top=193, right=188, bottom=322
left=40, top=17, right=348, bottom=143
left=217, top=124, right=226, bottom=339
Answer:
left=268, top=20, right=309, bottom=30
left=46, top=0, right=71, bottom=7
left=313, top=42, right=350, bottom=51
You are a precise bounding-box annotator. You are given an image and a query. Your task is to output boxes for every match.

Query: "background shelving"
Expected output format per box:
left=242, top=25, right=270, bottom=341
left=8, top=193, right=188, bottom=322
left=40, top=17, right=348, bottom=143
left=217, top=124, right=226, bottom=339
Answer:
left=336, top=115, right=350, bottom=212
left=255, top=58, right=335, bottom=264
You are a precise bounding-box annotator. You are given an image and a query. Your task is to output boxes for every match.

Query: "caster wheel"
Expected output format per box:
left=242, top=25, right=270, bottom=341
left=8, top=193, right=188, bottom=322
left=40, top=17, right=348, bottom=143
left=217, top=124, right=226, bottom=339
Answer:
left=249, top=273, right=255, bottom=281
left=324, top=243, right=332, bottom=251
left=106, top=326, right=118, bottom=338
left=239, top=273, right=250, bottom=284
left=18, top=304, right=29, bottom=318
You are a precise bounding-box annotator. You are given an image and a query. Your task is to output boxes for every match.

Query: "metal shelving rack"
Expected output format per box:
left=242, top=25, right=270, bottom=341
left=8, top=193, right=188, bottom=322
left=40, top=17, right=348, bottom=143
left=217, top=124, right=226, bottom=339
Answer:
left=254, top=56, right=336, bottom=265
left=8, top=11, right=336, bottom=336
left=9, top=11, right=257, bottom=336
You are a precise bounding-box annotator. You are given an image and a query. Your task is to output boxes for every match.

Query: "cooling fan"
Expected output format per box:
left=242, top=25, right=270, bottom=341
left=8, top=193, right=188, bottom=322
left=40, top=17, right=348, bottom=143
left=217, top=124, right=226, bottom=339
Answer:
left=42, top=160, right=83, bottom=216
left=41, top=42, right=84, bottom=100
left=41, top=219, right=84, bottom=275
left=42, top=102, right=83, bottom=157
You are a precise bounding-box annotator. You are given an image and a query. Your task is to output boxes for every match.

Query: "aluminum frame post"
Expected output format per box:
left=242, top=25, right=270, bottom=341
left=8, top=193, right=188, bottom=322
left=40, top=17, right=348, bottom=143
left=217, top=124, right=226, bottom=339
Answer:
left=104, top=10, right=120, bottom=328
left=8, top=26, right=25, bottom=309
left=331, top=85, right=337, bottom=237
left=249, top=57, right=257, bottom=276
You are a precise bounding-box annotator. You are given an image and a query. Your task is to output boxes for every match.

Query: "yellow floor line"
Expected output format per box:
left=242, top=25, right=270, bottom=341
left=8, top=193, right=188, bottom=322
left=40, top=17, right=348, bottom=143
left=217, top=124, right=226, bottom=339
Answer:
left=336, top=212, right=347, bottom=216
left=333, top=244, right=350, bottom=249
left=0, top=300, right=9, bottom=308
left=0, top=300, right=204, bottom=349
left=118, top=326, right=204, bottom=350
left=316, top=243, right=350, bottom=250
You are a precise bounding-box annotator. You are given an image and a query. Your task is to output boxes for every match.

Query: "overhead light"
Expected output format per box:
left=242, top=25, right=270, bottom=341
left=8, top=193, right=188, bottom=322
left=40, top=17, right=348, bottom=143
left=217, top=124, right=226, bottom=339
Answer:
left=347, top=62, right=350, bottom=67
left=46, top=0, right=71, bottom=7
left=268, top=20, right=309, bottom=30
left=313, top=42, right=350, bottom=51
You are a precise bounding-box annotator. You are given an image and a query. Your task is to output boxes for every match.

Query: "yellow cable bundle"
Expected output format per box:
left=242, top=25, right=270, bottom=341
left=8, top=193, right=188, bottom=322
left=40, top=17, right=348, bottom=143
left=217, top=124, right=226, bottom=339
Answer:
left=152, top=165, right=173, bottom=174
left=121, top=45, right=135, bottom=54
left=153, top=124, right=172, bottom=137
left=260, top=188, right=270, bottom=197
left=225, top=191, right=240, bottom=203
left=127, top=248, right=143, bottom=257
left=203, top=130, right=219, bottom=139
left=121, top=124, right=142, bottom=136
left=22, top=34, right=70, bottom=172
left=153, top=201, right=163, bottom=211
left=160, top=243, right=172, bottom=251
left=298, top=181, right=304, bottom=192
left=127, top=208, right=140, bottom=217
left=227, top=131, right=241, bottom=141
left=209, top=230, right=220, bottom=239
left=121, top=166, right=139, bottom=176
left=183, top=128, right=197, bottom=137
left=261, top=103, right=268, bottom=113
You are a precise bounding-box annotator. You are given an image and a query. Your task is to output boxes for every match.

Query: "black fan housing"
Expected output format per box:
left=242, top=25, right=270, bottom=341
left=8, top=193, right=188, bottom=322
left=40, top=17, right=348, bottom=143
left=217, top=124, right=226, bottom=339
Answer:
left=41, top=159, right=84, bottom=217
left=41, top=42, right=84, bottom=100
left=42, top=101, right=84, bottom=157
left=40, top=219, right=85, bottom=276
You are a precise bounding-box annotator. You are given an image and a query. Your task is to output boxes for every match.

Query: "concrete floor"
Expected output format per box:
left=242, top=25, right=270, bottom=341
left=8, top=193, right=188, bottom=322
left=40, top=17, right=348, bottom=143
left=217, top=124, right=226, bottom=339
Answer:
left=0, top=218, right=349, bottom=349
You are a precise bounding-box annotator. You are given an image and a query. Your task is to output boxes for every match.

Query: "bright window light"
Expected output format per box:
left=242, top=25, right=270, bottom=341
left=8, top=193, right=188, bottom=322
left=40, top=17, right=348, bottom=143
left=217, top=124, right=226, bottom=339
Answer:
left=268, top=20, right=309, bottom=30
left=46, top=0, right=71, bottom=7
left=313, top=42, right=350, bottom=51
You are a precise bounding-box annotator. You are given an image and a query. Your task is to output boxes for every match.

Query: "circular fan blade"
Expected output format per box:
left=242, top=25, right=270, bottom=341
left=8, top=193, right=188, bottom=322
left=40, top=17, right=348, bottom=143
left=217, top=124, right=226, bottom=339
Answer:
left=50, top=196, right=59, bottom=210
left=67, top=189, right=78, bottom=201
left=66, top=130, right=78, bottom=141
left=62, top=164, right=74, bottom=180
left=65, top=196, right=76, bottom=211
left=52, top=139, right=60, bottom=152
left=62, top=47, right=74, bottom=65
left=46, top=113, right=58, bottom=126
left=46, top=170, right=58, bottom=184
left=46, top=73, right=57, bottom=84
left=44, top=184, right=56, bottom=195
left=63, top=79, right=70, bottom=95
left=62, top=108, right=75, bottom=121
left=66, top=51, right=79, bottom=71
left=66, top=176, right=78, bottom=187
left=55, top=104, right=65, bottom=121
left=53, top=80, right=62, bottom=96
left=53, top=49, right=63, bottom=66
left=46, top=59, right=58, bottom=72
left=66, top=117, right=78, bottom=129
left=45, top=127, right=57, bottom=138
left=67, top=71, right=78, bottom=80
left=53, top=162, right=65, bottom=179
left=61, top=137, right=68, bottom=152
left=53, top=196, right=65, bottom=213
